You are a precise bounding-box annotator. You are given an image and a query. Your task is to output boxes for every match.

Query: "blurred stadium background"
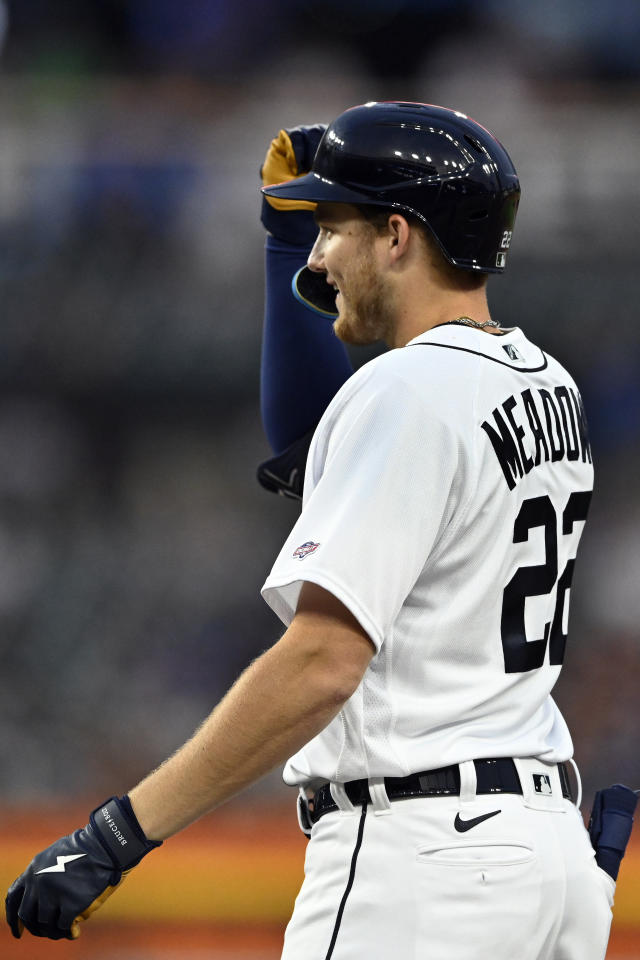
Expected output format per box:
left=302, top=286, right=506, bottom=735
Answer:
left=0, top=1, right=638, bottom=956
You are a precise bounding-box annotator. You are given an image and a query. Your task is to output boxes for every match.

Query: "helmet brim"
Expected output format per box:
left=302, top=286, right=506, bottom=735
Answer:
left=262, top=171, right=368, bottom=207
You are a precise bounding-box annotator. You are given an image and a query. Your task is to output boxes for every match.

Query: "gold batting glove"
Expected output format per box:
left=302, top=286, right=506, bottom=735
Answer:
left=260, top=124, right=326, bottom=243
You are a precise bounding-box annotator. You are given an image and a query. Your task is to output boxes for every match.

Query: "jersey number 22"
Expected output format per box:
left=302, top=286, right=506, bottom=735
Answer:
left=501, top=491, right=592, bottom=673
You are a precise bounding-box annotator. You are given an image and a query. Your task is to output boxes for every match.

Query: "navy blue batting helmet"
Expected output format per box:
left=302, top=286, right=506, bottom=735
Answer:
left=262, top=101, right=520, bottom=274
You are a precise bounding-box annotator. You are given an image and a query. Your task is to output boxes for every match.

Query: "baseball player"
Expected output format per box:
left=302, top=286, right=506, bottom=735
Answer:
left=6, top=102, right=636, bottom=959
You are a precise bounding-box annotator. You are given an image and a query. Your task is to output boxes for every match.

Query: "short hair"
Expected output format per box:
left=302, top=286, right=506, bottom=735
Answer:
left=358, top=204, right=488, bottom=292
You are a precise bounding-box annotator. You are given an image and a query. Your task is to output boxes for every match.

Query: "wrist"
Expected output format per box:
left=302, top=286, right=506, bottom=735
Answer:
left=261, top=200, right=318, bottom=246
left=90, top=796, right=162, bottom=870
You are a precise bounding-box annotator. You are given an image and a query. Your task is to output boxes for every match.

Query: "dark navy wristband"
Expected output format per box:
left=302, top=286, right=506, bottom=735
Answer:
left=90, top=796, right=162, bottom=870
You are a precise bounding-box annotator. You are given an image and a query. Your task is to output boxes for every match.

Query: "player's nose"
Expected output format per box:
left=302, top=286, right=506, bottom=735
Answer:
left=307, top=235, right=325, bottom=273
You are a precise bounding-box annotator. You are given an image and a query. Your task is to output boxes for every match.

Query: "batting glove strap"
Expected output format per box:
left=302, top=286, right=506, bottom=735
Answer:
left=257, top=429, right=314, bottom=500
left=588, top=783, right=637, bottom=881
left=90, top=796, right=161, bottom=870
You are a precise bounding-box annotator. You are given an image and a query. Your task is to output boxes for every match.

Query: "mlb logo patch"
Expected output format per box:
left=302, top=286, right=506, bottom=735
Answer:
left=502, top=343, right=524, bottom=362
left=533, top=773, right=553, bottom=796
left=293, top=541, right=320, bottom=560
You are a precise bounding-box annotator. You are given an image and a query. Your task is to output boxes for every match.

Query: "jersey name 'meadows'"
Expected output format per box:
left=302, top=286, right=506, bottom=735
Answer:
left=481, top=385, right=592, bottom=491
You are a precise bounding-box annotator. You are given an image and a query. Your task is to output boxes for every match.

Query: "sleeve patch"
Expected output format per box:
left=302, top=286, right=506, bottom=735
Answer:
left=293, top=541, right=321, bottom=560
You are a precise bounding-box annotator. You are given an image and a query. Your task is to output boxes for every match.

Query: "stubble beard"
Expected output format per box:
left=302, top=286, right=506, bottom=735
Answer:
left=333, top=248, right=395, bottom=347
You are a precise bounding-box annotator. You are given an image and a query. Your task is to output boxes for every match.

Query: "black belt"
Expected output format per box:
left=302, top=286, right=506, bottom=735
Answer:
left=308, top=759, right=573, bottom=824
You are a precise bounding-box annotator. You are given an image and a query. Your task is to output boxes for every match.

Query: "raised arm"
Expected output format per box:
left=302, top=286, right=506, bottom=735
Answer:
left=259, top=126, right=353, bottom=493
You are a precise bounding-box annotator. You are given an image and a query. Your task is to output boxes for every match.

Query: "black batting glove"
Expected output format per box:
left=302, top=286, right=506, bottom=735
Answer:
left=260, top=124, right=327, bottom=245
left=588, top=783, right=638, bottom=881
left=5, top=795, right=161, bottom=940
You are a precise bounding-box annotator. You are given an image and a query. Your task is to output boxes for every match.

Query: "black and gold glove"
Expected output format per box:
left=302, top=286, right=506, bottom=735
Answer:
left=260, top=124, right=326, bottom=245
left=5, top=796, right=161, bottom=940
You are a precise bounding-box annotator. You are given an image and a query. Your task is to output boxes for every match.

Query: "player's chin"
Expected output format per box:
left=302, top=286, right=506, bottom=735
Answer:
left=334, top=311, right=381, bottom=346
left=334, top=314, right=362, bottom=345
left=334, top=304, right=365, bottom=345
left=332, top=303, right=351, bottom=343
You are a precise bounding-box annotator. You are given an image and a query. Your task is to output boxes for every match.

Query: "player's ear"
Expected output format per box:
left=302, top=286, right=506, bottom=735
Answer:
left=386, top=214, right=411, bottom=261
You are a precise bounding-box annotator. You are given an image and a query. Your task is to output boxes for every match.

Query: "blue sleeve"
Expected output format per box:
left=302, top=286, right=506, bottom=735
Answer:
left=261, top=235, right=353, bottom=455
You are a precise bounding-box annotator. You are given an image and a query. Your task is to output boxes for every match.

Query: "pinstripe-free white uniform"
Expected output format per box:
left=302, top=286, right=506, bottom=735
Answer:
left=262, top=323, right=611, bottom=960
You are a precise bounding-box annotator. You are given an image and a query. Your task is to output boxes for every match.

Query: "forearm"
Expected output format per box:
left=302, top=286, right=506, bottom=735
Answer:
left=128, top=631, right=351, bottom=841
left=4, top=585, right=373, bottom=943
left=261, top=236, right=352, bottom=453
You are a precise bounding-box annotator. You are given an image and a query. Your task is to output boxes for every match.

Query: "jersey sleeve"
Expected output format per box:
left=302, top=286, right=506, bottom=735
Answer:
left=261, top=370, right=462, bottom=650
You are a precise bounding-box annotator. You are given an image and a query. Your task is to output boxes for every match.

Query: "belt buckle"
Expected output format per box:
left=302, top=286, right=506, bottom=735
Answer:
left=297, top=792, right=313, bottom=835
left=417, top=765, right=460, bottom=796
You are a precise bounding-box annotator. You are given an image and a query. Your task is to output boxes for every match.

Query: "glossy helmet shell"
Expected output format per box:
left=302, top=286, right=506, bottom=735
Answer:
left=262, top=101, right=520, bottom=273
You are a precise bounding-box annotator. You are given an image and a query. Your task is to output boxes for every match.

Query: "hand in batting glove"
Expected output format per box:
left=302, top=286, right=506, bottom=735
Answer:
left=261, top=124, right=326, bottom=245
left=5, top=796, right=161, bottom=940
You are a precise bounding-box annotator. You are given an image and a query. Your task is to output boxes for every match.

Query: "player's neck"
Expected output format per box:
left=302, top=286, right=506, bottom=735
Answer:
left=390, top=283, right=495, bottom=347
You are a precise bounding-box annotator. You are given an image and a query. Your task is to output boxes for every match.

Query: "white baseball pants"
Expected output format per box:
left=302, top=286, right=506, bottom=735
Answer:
left=281, top=759, right=614, bottom=960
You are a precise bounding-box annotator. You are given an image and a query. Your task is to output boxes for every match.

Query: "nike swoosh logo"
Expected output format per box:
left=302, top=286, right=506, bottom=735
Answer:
left=454, top=810, right=502, bottom=832
left=261, top=468, right=301, bottom=500
left=35, top=854, right=86, bottom=874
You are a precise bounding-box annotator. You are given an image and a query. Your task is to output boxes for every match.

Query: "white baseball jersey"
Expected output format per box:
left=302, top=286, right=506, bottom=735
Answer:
left=261, top=323, right=593, bottom=787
